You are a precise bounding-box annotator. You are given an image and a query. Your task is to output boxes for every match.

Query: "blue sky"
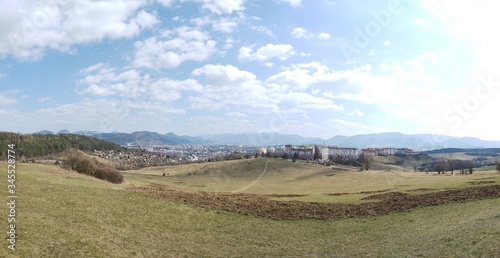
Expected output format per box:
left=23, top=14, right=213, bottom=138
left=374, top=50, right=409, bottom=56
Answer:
left=1, top=0, right=499, bottom=141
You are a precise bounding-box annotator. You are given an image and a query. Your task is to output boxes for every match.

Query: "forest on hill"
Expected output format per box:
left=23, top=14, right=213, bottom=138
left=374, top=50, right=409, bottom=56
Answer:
left=0, top=132, right=123, bottom=160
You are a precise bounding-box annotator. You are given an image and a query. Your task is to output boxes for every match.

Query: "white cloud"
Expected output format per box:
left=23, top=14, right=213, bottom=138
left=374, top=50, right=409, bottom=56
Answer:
left=226, top=112, right=248, bottom=118
left=79, top=63, right=107, bottom=74
left=0, top=0, right=158, bottom=60
left=238, top=43, right=295, bottom=62
left=0, top=91, right=18, bottom=105
left=277, top=0, right=302, bottom=7
left=348, top=109, right=364, bottom=116
left=191, top=64, right=275, bottom=110
left=211, top=17, right=239, bottom=33
left=150, top=78, right=202, bottom=102
left=421, top=0, right=500, bottom=73
left=156, top=0, right=176, bottom=7
left=292, top=27, right=330, bottom=40
left=291, top=27, right=312, bottom=39
left=326, top=119, right=373, bottom=136
left=251, top=26, right=275, bottom=37
left=272, top=92, right=344, bottom=111
left=383, top=40, right=391, bottom=46
left=223, top=38, right=235, bottom=49
left=157, top=0, right=246, bottom=14
left=318, top=32, right=330, bottom=39
left=79, top=67, right=203, bottom=105
left=132, top=26, right=217, bottom=69
left=194, top=0, right=246, bottom=14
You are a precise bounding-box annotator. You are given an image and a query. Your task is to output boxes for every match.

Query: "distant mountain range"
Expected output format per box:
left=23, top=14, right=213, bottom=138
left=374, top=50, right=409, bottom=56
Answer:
left=33, top=130, right=500, bottom=150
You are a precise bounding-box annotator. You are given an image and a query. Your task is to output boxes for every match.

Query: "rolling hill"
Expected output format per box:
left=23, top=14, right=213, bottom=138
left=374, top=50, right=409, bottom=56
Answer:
left=31, top=130, right=500, bottom=149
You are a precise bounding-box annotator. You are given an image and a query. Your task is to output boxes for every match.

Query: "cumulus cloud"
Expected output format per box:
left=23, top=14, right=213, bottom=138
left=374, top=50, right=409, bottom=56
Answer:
left=211, top=17, right=239, bottom=33
left=0, top=91, right=18, bottom=105
left=292, top=27, right=330, bottom=39
left=194, top=0, right=246, bottom=14
left=238, top=43, right=295, bottom=62
left=251, top=26, right=275, bottom=37
left=348, top=109, right=364, bottom=116
left=78, top=65, right=202, bottom=106
left=132, top=26, right=217, bottom=69
left=277, top=0, right=302, bottom=7
left=191, top=64, right=273, bottom=110
left=0, top=0, right=158, bottom=60
left=157, top=0, right=246, bottom=14
left=189, top=63, right=344, bottom=113
left=318, top=32, right=331, bottom=39
left=291, top=27, right=312, bottom=38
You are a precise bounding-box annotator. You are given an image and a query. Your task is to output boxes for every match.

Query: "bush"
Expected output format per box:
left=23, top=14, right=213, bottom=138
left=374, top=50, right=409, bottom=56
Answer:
left=62, top=149, right=123, bottom=184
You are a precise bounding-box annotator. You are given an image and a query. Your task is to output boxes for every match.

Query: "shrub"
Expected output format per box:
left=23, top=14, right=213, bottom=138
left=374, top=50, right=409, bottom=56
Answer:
left=62, top=149, right=123, bottom=184
left=94, top=163, right=124, bottom=184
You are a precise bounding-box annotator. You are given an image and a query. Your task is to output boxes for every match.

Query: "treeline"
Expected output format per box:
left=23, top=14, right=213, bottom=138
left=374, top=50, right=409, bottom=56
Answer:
left=0, top=132, right=123, bottom=160
left=424, top=148, right=500, bottom=154
left=420, top=159, right=477, bottom=172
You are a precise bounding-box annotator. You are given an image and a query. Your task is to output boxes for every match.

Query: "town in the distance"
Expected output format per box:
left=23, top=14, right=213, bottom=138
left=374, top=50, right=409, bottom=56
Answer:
left=30, top=129, right=500, bottom=172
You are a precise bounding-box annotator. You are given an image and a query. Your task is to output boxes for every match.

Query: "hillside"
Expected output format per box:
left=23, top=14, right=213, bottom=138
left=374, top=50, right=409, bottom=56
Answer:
left=4, top=161, right=500, bottom=257
left=0, top=132, right=122, bottom=159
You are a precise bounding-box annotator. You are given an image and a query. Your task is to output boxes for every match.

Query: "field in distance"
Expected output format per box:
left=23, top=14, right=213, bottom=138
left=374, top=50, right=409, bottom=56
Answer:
left=3, top=158, right=500, bottom=257
left=123, top=158, right=500, bottom=204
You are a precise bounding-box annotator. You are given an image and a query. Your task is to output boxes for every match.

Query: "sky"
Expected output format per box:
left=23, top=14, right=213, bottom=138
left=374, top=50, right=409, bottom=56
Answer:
left=1, top=0, right=499, bottom=141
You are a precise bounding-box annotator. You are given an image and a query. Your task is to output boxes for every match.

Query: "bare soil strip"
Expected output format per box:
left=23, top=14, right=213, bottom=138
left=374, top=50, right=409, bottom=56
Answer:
left=468, top=181, right=496, bottom=185
left=130, top=184, right=500, bottom=220
left=362, top=192, right=408, bottom=200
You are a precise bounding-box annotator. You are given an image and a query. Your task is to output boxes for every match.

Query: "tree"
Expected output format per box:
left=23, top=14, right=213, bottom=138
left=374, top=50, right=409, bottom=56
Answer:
left=448, top=159, right=454, bottom=174
left=468, top=161, right=474, bottom=174
left=497, top=162, right=500, bottom=173
left=359, top=154, right=372, bottom=171
left=436, top=158, right=446, bottom=174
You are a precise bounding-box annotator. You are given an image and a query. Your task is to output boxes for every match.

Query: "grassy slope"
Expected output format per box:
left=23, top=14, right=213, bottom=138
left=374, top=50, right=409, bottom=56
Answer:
left=2, top=161, right=500, bottom=257
left=124, top=158, right=500, bottom=203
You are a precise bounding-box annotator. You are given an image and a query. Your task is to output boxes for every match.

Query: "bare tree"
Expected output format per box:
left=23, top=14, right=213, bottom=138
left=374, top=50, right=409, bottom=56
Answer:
left=468, top=161, right=474, bottom=174
left=359, top=154, right=372, bottom=171
left=436, top=158, right=446, bottom=174
left=496, top=162, right=500, bottom=173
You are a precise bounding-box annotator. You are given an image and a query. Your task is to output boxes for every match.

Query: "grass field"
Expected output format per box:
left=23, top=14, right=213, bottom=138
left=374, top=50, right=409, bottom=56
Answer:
left=2, top=159, right=500, bottom=257
left=123, top=158, right=500, bottom=203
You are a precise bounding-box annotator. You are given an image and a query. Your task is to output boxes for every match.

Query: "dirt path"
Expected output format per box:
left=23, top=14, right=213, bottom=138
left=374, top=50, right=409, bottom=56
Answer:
left=130, top=184, right=500, bottom=220
left=231, top=160, right=269, bottom=193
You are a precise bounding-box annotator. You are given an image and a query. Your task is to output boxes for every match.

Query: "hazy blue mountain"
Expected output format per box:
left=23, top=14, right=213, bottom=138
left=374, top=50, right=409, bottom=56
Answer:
left=199, top=132, right=324, bottom=145
left=34, top=130, right=55, bottom=135
left=74, top=130, right=101, bottom=136
left=92, top=131, right=198, bottom=146
left=34, top=130, right=500, bottom=149
left=325, top=132, right=500, bottom=150
left=57, top=129, right=71, bottom=134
